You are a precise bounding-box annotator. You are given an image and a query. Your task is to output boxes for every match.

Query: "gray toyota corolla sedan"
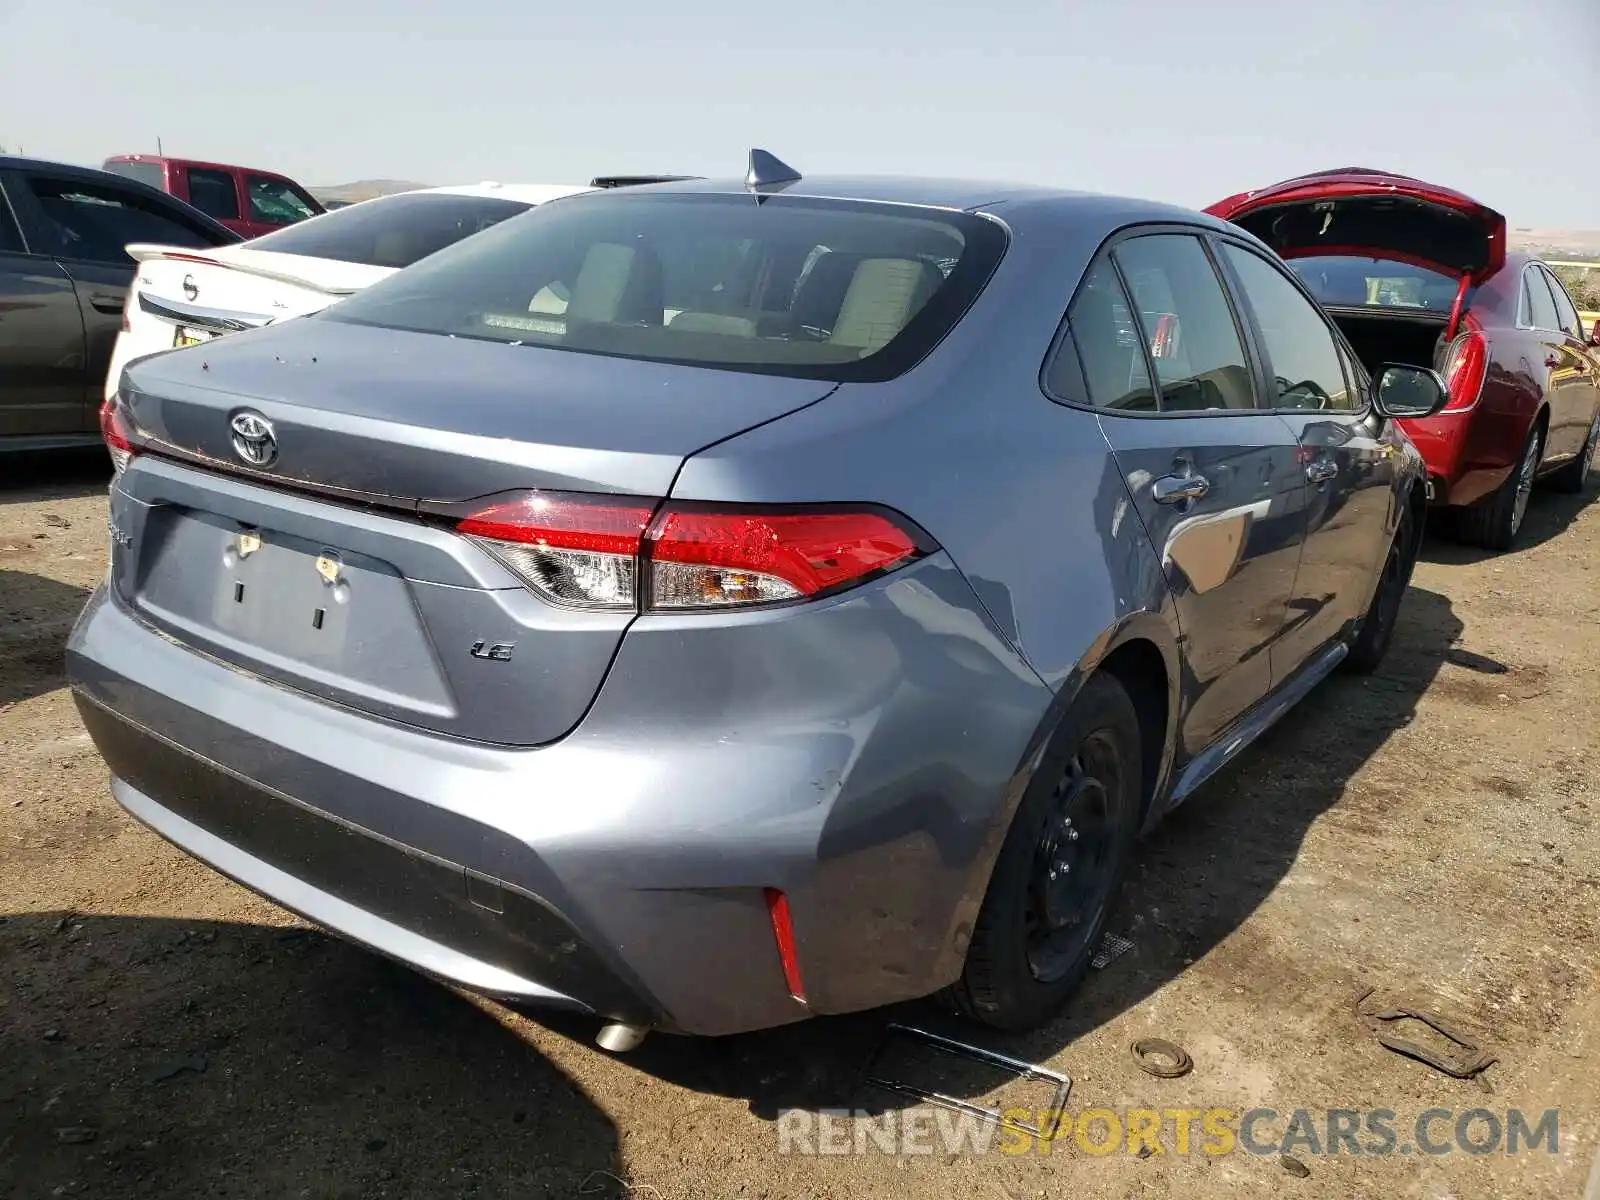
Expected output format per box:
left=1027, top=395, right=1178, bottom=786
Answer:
left=69, top=153, right=1449, bottom=1049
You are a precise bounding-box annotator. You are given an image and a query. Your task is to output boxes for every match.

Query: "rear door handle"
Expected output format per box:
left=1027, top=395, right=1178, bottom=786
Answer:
left=89, top=293, right=125, bottom=314
left=1305, top=460, right=1339, bottom=485
left=1152, top=473, right=1210, bottom=504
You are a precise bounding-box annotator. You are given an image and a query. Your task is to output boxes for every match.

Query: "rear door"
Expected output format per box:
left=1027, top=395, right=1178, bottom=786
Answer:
left=5, top=168, right=236, bottom=407
left=180, top=165, right=247, bottom=234
left=1215, top=238, right=1396, bottom=678
left=1069, top=230, right=1306, bottom=759
left=0, top=179, right=89, bottom=436
left=1535, top=265, right=1599, bottom=463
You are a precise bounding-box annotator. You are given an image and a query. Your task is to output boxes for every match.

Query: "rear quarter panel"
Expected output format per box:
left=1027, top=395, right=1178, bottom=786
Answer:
left=669, top=201, right=1183, bottom=971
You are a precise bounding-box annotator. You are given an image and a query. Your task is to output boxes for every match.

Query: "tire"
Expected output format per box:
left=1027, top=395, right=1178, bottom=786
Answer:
left=948, top=672, right=1142, bottom=1032
left=1458, top=422, right=1544, bottom=551
left=1549, top=412, right=1600, bottom=495
left=1344, top=501, right=1417, bottom=675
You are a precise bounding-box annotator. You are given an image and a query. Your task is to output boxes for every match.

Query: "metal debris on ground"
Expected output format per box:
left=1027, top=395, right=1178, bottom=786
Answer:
left=1280, top=1154, right=1311, bottom=1178
left=1090, top=931, right=1135, bottom=969
left=863, top=1023, right=1072, bottom=1141
left=1354, top=988, right=1497, bottom=1079
left=1130, top=1037, right=1193, bottom=1079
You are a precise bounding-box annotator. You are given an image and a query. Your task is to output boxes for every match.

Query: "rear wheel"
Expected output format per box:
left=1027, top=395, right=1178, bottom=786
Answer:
left=1345, top=502, right=1416, bottom=675
left=949, top=673, right=1141, bottom=1032
left=1459, top=422, right=1543, bottom=551
left=1549, top=412, right=1599, bottom=494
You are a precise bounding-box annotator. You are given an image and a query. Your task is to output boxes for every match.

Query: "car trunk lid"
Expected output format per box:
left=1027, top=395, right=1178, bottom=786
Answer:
left=1206, top=168, right=1508, bottom=286
left=111, top=318, right=838, bottom=745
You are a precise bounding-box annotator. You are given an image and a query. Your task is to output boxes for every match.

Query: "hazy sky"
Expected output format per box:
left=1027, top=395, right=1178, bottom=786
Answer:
left=3, top=0, right=1597, bottom=226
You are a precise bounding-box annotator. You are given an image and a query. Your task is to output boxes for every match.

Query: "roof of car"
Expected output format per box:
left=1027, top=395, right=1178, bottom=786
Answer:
left=0, top=154, right=131, bottom=178
left=408, top=182, right=595, bottom=204
left=604, top=173, right=1226, bottom=226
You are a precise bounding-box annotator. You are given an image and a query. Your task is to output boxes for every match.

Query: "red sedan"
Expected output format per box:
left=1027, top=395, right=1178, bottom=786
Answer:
left=1209, top=169, right=1600, bottom=550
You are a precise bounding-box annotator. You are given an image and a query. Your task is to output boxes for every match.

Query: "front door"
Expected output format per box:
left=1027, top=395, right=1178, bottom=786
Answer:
left=1070, top=232, right=1306, bottom=760
left=1216, top=241, right=1397, bottom=676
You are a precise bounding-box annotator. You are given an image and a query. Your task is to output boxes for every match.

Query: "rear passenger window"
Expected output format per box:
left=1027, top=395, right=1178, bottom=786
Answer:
left=23, top=175, right=220, bottom=263
left=1062, top=260, right=1157, bottom=411
left=1221, top=244, right=1357, bottom=411
left=0, top=198, right=23, bottom=254
left=1112, top=235, right=1256, bottom=411
left=186, top=169, right=240, bottom=221
left=1526, top=268, right=1561, bottom=331
left=1544, top=269, right=1582, bottom=338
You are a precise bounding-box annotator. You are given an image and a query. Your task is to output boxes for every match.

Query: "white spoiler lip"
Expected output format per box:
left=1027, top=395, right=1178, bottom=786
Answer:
left=124, top=242, right=364, bottom=297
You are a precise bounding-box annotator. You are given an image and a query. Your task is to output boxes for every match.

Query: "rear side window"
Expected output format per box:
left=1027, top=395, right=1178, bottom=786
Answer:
left=0, top=195, right=23, bottom=253
left=247, top=175, right=319, bottom=225
left=101, top=160, right=164, bottom=189
left=249, top=192, right=534, bottom=268
left=1221, top=244, right=1357, bottom=411
left=1525, top=268, right=1561, bottom=331
left=23, top=175, right=222, bottom=263
left=1061, top=261, right=1156, bottom=411
left=324, top=192, right=1008, bottom=382
left=1111, top=234, right=1256, bottom=411
left=186, top=168, right=240, bottom=221
left=1543, top=268, right=1582, bottom=338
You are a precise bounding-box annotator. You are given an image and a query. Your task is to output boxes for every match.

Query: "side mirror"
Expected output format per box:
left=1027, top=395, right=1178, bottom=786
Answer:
left=1372, top=363, right=1449, bottom=420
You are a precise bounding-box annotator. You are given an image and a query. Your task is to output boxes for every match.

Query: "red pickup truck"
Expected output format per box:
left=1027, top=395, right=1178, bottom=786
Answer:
left=101, top=154, right=324, bottom=239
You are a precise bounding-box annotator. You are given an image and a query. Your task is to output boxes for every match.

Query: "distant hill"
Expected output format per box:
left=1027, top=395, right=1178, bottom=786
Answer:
left=310, top=179, right=429, bottom=205
left=1508, top=228, right=1600, bottom=262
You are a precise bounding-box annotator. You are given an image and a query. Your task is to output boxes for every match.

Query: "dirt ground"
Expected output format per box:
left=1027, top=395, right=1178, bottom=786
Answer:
left=2, top=449, right=1597, bottom=1200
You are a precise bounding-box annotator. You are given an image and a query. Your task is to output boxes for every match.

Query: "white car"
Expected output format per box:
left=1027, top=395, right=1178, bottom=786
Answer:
left=106, top=182, right=592, bottom=400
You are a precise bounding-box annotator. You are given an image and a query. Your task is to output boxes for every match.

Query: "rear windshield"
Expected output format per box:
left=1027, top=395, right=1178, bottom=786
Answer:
left=102, top=160, right=164, bottom=189
left=1289, top=255, right=1466, bottom=314
left=248, top=192, right=533, bottom=268
left=323, top=192, right=1008, bottom=381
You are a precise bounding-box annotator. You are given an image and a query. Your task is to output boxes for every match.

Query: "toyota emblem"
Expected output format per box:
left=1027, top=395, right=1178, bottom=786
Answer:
left=229, top=410, right=277, bottom=467
left=182, top=274, right=199, bottom=301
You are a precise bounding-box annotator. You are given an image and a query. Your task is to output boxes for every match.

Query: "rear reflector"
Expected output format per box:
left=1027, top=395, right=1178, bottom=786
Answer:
left=1440, top=331, right=1488, bottom=413
left=452, top=492, right=928, bottom=613
left=763, top=888, right=806, bottom=1002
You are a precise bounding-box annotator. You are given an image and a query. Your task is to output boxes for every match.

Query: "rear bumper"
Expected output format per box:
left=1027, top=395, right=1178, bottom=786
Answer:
left=68, top=554, right=1050, bottom=1036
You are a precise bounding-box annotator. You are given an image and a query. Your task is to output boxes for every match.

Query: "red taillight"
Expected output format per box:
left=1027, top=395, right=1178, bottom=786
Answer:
left=1439, top=331, right=1488, bottom=413
left=99, top=393, right=136, bottom=473
left=763, top=888, right=806, bottom=1002
left=452, top=492, right=927, bottom=612
left=648, top=508, right=921, bottom=608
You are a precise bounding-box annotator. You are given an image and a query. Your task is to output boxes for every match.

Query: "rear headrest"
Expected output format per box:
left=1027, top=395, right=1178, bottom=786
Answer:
left=567, top=242, right=665, bottom=326
left=828, top=258, right=943, bottom=353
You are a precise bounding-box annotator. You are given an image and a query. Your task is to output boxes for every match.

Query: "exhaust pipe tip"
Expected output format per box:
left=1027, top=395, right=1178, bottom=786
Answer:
left=595, top=1021, right=650, bottom=1053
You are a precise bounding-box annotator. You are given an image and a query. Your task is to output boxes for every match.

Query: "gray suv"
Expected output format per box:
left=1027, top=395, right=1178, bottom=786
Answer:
left=68, top=160, right=1447, bottom=1048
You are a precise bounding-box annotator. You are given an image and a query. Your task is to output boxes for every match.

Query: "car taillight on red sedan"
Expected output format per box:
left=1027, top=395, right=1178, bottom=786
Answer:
left=99, top=392, right=137, bottom=474
left=455, top=491, right=929, bottom=612
left=1439, top=330, right=1488, bottom=413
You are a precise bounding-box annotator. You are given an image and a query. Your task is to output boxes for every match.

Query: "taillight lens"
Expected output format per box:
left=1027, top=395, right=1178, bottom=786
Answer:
left=459, top=493, right=654, bottom=610
left=648, top=509, right=920, bottom=608
left=1439, top=331, right=1488, bottom=413
left=99, top=392, right=136, bottom=474
left=453, top=492, right=927, bottom=612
